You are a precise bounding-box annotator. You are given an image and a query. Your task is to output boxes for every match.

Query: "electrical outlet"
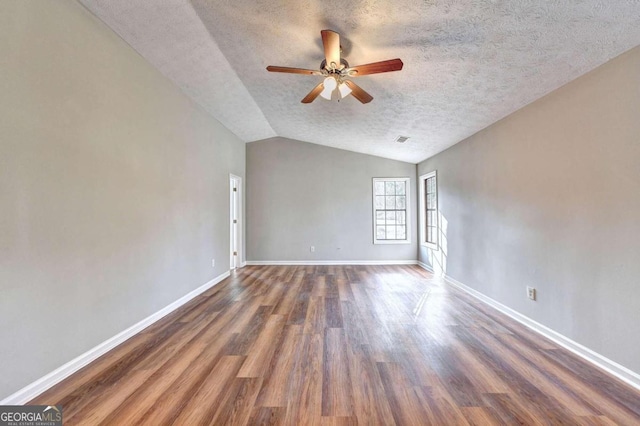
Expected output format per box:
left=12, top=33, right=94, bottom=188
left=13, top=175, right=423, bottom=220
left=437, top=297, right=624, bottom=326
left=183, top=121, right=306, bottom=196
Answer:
left=310, top=246, right=315, bottom=253
left=211, top=259, right=215, bottom=268
left=527, top=286, right=536, bottom=301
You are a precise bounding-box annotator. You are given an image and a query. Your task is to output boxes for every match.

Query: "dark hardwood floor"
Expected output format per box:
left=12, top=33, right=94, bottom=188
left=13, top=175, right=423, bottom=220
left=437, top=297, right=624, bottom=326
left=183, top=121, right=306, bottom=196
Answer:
left=31, top=265, right=640, bottom=425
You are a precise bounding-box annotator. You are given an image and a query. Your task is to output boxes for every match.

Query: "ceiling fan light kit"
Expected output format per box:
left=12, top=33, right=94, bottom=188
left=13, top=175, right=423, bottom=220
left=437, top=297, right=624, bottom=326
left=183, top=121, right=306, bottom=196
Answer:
left=320, top=76, right=337, bottom=100
left=267, top=30, right=403, bottom=104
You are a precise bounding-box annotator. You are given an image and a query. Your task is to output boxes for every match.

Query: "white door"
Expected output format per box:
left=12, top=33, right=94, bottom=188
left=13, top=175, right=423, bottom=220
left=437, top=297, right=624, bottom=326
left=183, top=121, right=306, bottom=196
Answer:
left=229, top=175, right=240, bottom=269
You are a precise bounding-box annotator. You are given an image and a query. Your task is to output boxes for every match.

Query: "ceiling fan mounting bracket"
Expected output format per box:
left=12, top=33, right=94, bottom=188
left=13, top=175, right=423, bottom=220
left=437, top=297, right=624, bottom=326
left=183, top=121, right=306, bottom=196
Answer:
left=320, top=58, right=350, bottom=74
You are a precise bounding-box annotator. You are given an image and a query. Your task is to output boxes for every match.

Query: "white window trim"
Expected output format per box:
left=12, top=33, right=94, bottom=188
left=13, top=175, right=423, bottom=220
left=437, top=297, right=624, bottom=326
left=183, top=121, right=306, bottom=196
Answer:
left=419, top=171, right=439, bottom=250
left=372, top=177, right=411, bottom=245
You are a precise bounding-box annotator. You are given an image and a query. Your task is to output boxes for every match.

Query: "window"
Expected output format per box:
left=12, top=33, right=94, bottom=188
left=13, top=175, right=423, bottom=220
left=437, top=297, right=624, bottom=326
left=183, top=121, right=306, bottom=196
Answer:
left=420, top=171, right=438, bottom=249
left=372, top=177, right=411, bottom=244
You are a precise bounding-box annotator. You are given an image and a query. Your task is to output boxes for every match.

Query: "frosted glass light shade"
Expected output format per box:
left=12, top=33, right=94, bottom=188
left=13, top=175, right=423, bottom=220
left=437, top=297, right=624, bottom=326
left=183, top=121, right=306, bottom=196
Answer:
left=338, top=82, right=352, bottom=98
left=320, top=76, right=337, bottom=100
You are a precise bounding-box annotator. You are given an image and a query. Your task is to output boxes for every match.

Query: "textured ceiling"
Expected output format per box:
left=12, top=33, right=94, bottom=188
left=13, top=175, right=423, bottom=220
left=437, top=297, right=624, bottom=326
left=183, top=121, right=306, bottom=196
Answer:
left=80, top=0, right=640, bottom=163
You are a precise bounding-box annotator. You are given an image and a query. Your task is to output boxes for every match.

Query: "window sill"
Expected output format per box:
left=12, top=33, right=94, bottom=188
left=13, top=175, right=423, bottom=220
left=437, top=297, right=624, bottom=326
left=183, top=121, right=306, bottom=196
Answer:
left=374, top=240, right=412, bottom=245
left=421, top=242, right=439, bottom=250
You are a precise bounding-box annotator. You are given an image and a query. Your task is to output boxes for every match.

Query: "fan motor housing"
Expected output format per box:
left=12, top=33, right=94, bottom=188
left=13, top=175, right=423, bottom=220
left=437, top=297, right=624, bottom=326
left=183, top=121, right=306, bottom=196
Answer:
left=320, top=58, right=350, bottom=73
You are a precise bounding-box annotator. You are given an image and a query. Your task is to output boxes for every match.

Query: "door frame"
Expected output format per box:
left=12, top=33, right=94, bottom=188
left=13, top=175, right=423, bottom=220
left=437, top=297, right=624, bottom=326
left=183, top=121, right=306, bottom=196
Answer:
left=229, top=174, right=243, bottom=270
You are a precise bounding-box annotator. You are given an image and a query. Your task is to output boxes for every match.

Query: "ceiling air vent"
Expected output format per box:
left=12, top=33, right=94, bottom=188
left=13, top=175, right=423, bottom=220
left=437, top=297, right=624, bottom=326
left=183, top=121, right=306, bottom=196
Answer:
left=395, top=136, right=410, bottom=143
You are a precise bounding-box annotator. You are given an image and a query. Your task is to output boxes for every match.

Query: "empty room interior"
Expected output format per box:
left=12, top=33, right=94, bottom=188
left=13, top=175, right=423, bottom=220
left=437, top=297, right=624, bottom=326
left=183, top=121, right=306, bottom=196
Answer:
left=2, top=0, right=640, bottom=424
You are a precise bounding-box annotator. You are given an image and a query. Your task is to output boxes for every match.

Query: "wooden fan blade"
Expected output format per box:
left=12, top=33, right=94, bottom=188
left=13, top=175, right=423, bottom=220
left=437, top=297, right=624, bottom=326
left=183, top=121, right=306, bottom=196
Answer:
left=347, top=58, right=403, bottom=76
left=266, top=66, right=322, bottom=75
left=321, top=30, right=340, bottom=68
left=344, top=80, right=373, bottom=104
left=301, top=82, right=325, bottom=103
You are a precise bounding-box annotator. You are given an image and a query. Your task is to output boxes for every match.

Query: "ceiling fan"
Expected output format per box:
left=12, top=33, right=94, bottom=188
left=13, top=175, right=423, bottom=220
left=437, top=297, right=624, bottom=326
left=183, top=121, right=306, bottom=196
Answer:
left=266, top=30, right=403, bottom=104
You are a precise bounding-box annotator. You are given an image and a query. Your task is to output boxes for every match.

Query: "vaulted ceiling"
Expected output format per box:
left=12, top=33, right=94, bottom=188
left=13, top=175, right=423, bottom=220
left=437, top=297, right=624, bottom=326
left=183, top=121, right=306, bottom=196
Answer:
left=80, top=0, right=640, bottom=163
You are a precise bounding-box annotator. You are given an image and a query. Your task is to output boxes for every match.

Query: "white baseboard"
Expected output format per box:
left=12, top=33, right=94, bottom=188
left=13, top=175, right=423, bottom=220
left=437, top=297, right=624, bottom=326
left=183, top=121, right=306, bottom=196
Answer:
left=0, top=271, right=231, bottom=405
left=416, top=262, right=640, bottom=390
left=245, top=260, right=418, bottom=266
left=418, top=260, right=434, bottom=273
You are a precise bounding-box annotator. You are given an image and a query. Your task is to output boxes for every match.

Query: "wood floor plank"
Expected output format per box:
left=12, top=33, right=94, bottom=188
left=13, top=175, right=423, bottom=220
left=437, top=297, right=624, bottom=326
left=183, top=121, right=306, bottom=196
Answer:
left=237, top=314, right=287, bottom=378
left=322, top=328, right=354, bottom=417
left=273, top=271, right=304, bottom=316
left=255, top=325, right=303, bottom=407
left=376, top=361, right=438, bottom=426
left=349, top=282, right=399, bottom=363
left=543, top=346, right=640, bottom=418
left=225, top=305, right=273, bottom=356
left=346, top=343, right=396, bottom=425
left=208, top=377, right=262, bottom=426
left=414, top=385, right=471, bottom=426
left=284, top=332, right=323, bottom=425
left=340, top=300, right=369, bottom=347
left=483, top=392, right=543, bottom=426
left=247, top=406, right=286, bottom=425
left=485, top=332, right=599, bottom=416
left=336, top=278, right=353, bottom=301
left=172, top=355, right=245, bottom=425
left=132, top=308, right=245, bottom=424
left=452, top=325, right=579, bottom=424
left=228, top=296, right=267, bottom=333
left=96, top=341, right=210, bottom=425
left=324, top=297, right=343, bottom=328
left=311, top=274, right=327, bottom=297
left=302, top=295, right=325, bottom=335
left=460, top=406, right=504, bottom=426
left=65, top=370, right=150, bottom=425
left=320, top=416, right=358, bottom=426
left=29, top=266, right=640, bottom=425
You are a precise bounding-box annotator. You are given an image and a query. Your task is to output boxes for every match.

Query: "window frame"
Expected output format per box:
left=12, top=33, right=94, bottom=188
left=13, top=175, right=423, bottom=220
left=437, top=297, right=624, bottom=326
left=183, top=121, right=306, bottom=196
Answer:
left=372, top=177, right=411, bottom=245
left=419, top=171, right=439, bottom=250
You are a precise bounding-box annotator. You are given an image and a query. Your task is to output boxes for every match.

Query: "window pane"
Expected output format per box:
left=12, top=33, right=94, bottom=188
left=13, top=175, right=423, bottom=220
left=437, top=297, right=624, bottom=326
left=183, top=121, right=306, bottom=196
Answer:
left=396, top=226, right=406, bottom=240
left=385, top=181, right=395, bottom=195
left=429, top=226, right=438, bottom=243
left=376, top=211, right=385, bottom=225
left=385, top=211, right=396, bottom=224
left=427, top=177, right=435, bottom=193
left=396, top=196, right=406, bottom=209
left=396, top=211, right=406, bottom=225
left=374, top=181, right=385, bottom=196
left=385, top=196, right=396, bottom=209
left=385, top=226, right=396, bottom=240
left=427, top=193, right=434, bottom=209
left=375, top=196, right=385, bottom=209
left=430, top=211, right=438, bottom=227
left=376, top=226, right=386, bottom=240
left=395, top=181, right=406, bottom=195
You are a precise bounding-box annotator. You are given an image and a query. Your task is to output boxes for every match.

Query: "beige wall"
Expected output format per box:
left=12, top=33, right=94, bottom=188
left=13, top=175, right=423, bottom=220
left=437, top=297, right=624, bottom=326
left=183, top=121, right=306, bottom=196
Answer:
left=418, top=46, right=640, bottom=374
left=247, top=137, right=417, bottom=262
left=0, top=1, right=245, bottom=399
